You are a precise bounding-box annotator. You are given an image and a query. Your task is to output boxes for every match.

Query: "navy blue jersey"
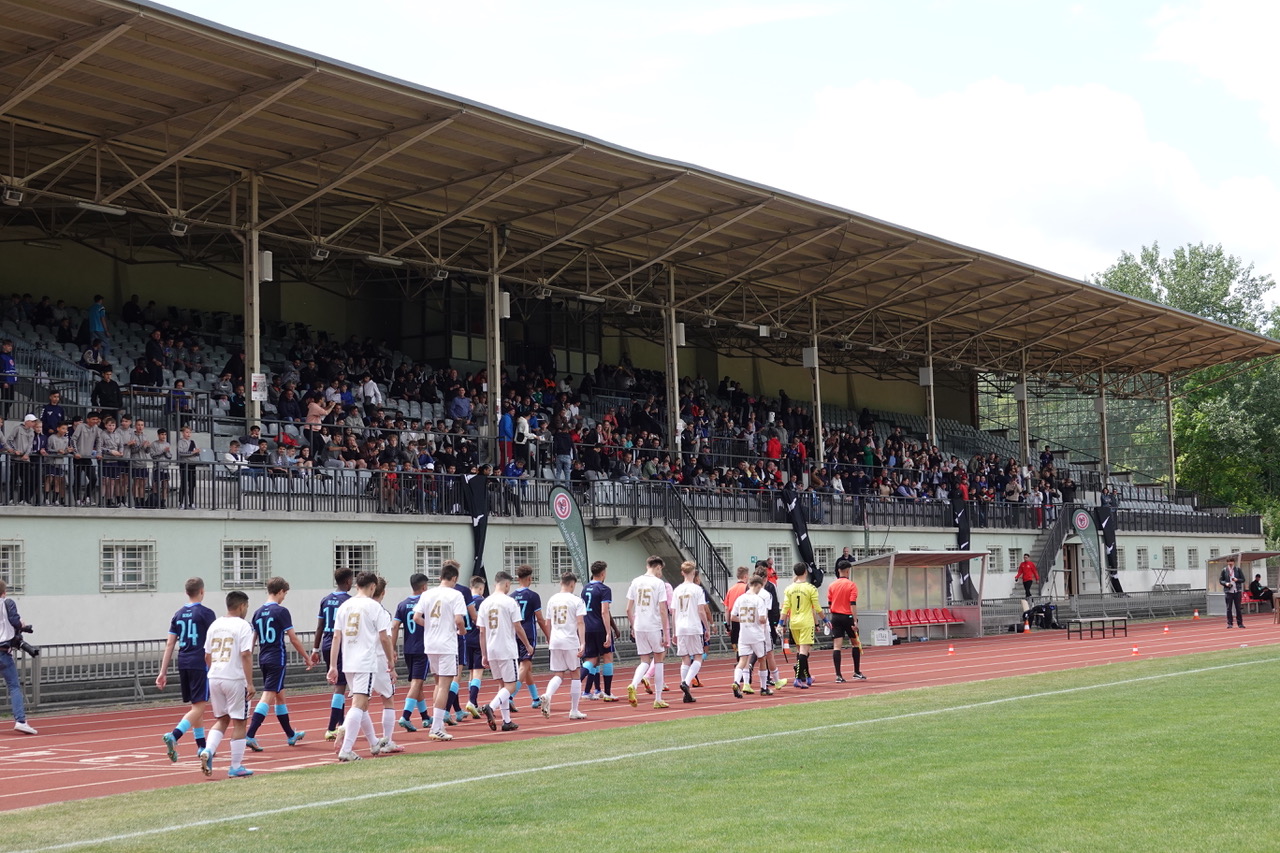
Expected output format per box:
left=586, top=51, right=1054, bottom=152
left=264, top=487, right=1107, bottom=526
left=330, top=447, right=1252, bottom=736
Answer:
left=583, top=581, right=612, bottom=633
left=168, top=602, right=217, bottom=669
left=511, top=586, right=542, bottom=643
left=252, top=601, right=293, bottom=667
left=394, top=594, right=424, bottom=656
left=465, top=593, right=485, bottom=642
left=316, top=590, right=351, bottom=652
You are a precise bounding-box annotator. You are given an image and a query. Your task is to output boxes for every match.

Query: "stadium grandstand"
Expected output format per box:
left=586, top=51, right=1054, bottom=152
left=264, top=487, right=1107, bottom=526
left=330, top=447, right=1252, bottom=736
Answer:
left=0, top=0, right=1275, bottom=707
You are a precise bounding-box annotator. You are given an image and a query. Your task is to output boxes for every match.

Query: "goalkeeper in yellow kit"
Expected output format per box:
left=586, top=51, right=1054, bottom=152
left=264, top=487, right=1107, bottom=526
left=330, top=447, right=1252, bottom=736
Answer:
left=780, top=562, right=828, bottom=688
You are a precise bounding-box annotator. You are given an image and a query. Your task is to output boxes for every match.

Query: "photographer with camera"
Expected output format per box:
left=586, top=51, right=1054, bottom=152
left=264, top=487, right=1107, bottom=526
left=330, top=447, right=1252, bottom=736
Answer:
left=0, top=579, right=38, bottom=734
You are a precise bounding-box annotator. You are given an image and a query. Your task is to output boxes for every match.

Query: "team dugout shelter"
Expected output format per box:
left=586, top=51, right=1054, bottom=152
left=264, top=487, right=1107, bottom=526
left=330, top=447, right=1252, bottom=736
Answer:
left=847, top=550, right=990, bottom=641
left=2, top=0, right=1280, bottom=482
left=1204, top=551, right=1280, bottom=618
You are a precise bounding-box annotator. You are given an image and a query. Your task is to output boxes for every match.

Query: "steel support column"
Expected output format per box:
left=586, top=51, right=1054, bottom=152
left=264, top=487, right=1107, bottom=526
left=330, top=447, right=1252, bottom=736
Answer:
left=243, top=172, right=262, bottom=427
left=664, top=266, right=680, bottom=452
left=924, top=325, right=936, bottom=448
left=1165, top=374, right=1176, bottom=493
left=810, top=299, right=825, bottom=467
left=487, top=227, right=504, bottom=464
left=1097, top=369, right=1111, bottom=482
left=1016, top=352, right=1030, bottom=468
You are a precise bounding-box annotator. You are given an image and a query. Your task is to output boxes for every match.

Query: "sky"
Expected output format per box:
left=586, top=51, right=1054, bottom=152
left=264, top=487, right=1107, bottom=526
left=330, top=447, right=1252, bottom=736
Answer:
left=160, top=0, right=1280, bottom=287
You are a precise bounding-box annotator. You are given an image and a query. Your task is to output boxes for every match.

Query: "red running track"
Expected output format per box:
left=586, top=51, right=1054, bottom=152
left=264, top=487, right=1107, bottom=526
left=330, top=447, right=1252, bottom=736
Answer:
left=2, top=617, right=1275, bottom=811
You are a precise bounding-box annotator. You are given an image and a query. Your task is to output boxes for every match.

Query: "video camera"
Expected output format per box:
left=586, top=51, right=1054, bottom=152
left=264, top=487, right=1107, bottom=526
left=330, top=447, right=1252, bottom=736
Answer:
left=5, top=624, right=38, bottom=657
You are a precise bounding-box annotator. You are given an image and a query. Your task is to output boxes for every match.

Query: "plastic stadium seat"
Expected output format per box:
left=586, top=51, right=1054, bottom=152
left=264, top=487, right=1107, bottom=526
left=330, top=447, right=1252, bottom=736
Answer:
left=912, top=609, right=930, bottom=624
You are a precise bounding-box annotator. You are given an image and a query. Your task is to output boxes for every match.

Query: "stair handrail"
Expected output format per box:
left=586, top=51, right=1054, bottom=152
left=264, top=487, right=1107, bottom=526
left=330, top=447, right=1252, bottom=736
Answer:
left=660, top=484, right=733, bottom=601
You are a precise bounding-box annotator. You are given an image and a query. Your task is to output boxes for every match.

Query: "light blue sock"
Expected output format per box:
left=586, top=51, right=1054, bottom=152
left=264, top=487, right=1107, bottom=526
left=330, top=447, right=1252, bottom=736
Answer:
left=176, top=719, right=192, bottom=734
left=527, top=682, right=539, bottom=700
left=513, top=681, right=523, bottom=698
left=330, top=693, right=345, bottom=710
left=449, top=680, right=459, bottom=694
left=275, top=704, right=288, bottom=716
left=469, top=678, right=482, bottom=689
left=601, top=663, right=614, bottom=676
left=253, top=701, right=270, bottom=716
left=403, top=697, right=417, bottom=712
left=417, top=699, right=429, bottom=714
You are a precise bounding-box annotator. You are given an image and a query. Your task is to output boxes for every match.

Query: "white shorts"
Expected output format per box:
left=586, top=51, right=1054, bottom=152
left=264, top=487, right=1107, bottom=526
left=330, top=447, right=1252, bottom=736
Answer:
left=209, top=679, right=248, bottom=720
left=549, top=648, right=578, bottom=673
left=490, top=657, right=517, bottom=684
left=635, top=630, right=664, bottom=656
left=372, top=667, right=394, bottom=699
left=347, top=672, right=374, bottom=697
left=737, top=638, right=767, bottom=660
left=763, top=629, right=775, bottom=652
left=676, top=634, right=704, bottom=658
left=427, top=652, right=457, bottom=678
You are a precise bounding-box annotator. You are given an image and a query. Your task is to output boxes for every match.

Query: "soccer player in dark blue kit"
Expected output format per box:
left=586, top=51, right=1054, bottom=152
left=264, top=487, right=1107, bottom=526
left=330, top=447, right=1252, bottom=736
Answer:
left=461, top=574, right=487, bottom=719
left=391, top=572, right=432, bottom=732
left=312, top=568, right=354, bottom=741
left=244, top=576, right=314, bottom=751
left=158, top=577, right=217, bottom=762
left=580, top=560, right=618, bottom=701
left=511, top=564, right=545, bottom=710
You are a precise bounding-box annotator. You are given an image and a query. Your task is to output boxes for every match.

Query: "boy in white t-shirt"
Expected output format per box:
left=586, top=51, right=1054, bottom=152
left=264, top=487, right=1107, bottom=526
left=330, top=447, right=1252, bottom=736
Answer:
left=198, top=591, right=257, bottom=778
left=671, top=561, right=711, bottom=704
left=626, top=555, right=670, bottom=710
left=731, top=577, right=770, bottom=698
left=541, top=572, right=587, bottom=720
left=328, top=572, right=395, bottom=762
left=412, top=560, right=469, bottom=742
left=479, top=572, right=534, bottom=732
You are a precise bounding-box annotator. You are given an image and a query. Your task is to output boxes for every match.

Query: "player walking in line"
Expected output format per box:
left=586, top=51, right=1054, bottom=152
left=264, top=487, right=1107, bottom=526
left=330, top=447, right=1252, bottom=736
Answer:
left=730, top=577, right=769, bottom=698
left=510, top=564, right=545, bottom=711
left=461, top=575, right=488, bottom=719
left=391, top=572, right=433, bottom=732
left=313, top=568, right=354, bottom=741
left=780, top=563, right=829, bottom=689
left=542, top=572, right=588, bottom=720
left=158, top=577, right=216, bottom=762
left=327, top=572, right=395, bottom=762
left=369, top=577, right=404, bottom=754
left=244, top=576, right=314, bottom=751
left=827, top=563, right=866, bottom=682
left=626, top=555, right=670, bottom=709
left=197, top=591, right=256, bottom=778
left=412, top=560, right=467, bottom=742
left=580, top=560, right=617, bottom=701
left=479, top=571, right=535, bottom=732
left=672, top=561, right=711, bottom=704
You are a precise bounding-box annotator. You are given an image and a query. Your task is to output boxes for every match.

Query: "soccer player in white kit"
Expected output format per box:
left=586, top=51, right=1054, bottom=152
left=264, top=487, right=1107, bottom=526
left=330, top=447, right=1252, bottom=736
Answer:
left=369, top=577, right=404, bottom=755
left=626, top=555, right=670, bottom=710
left=479, top=571, right=534, bottom=732
left=198, top=591, right=257, bottom=778
left=542, top=572, right=587, bottom=720
left=413, top=561, right=468, bottom=741
left=731, top=577, right=770, bottom=698
left=328, top=571, right=395, bottom=762
left=671, top=561, right=711, bottom=704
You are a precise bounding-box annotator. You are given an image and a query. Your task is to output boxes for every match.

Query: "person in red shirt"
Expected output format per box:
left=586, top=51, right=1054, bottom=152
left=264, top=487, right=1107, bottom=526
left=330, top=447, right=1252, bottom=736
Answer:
left=826, top=563, right=865, bottom=682
left=1015, top=555, right=1039, bottom=599
left=721, top=566, right=750, bottom=655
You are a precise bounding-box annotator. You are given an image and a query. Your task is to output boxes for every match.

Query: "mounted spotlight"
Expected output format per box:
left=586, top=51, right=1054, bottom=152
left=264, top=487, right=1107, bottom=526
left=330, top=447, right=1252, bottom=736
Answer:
left=626, top=303, right=642, bottom=314
left=840, top=341, right=854, bottom=351
left=168, top=220, right=189, bottom=237
left=2, top=187, right=23, bottom=206
left=433, top=269, right=450, bottom=281
left=896, top=350, right=911, bottom=362
left=773, top=328, right=788, bottom=340
left=310, top=245, right=330, bottom=262
left=536, top=287, right=552, bottom=300
left=701, top=316, right=717, bottom=328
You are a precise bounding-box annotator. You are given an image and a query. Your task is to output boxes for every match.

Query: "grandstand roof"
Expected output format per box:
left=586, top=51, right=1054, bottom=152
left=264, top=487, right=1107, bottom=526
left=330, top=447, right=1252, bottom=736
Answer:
left=3, top=0, right=1279, bottom=385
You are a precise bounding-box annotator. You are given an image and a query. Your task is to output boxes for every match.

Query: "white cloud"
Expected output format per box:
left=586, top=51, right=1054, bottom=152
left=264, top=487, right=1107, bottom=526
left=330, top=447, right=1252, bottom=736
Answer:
left=666, top=2, right=834, bottom=35
left=1148, top=0, right=1280, bottom=146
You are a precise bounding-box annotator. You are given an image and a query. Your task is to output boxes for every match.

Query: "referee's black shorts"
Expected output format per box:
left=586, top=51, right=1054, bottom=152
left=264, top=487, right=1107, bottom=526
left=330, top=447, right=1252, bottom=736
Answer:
left=830, top=613, right=857, bottom=641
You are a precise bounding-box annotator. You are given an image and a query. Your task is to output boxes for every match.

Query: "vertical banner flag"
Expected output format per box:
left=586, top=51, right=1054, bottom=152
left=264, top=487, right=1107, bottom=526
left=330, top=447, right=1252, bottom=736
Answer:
left=461, top=472, right=489, bottom=582
left=1073, top=507, right=1104, bottom=590
left=1096, top=504, right=1118, bottom=572
left=549, top=485, right=589, bottom=577
left=782, top=480, right=822, bottom=586
left=951, top=493, right=978, bottom=602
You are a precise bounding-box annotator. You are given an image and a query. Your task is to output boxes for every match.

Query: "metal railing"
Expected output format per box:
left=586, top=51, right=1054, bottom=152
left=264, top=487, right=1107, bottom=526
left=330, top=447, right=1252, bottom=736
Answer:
left=980, top=588, right=1208, bottom=635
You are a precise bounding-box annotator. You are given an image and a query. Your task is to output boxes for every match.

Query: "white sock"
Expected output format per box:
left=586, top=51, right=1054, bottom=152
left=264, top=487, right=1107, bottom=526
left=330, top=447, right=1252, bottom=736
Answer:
left=680, top=662, right=690, bottom=683
left=569, top=679, right=582, bottom=713
left=490, top=686, right=510, bottom=711
left=432, top=708, right=447, bottom=734
left=229, top=738, right=245, bottom=769
left=205, top=729, right=224, bottom=756
left=382, top=708, right=395, bottom=741
left=733, top=667, right=742, bottom=684
left=631, top=660, right=649, bottom=688
left=653, top=662, right=664, bottom=696
left=546, top=675, right=562, bottom=700
left=360, top=709, right=377, bottom=746
left=687, top=659, right=702, bottom=682
left=340, top=708, right=363, bottom=754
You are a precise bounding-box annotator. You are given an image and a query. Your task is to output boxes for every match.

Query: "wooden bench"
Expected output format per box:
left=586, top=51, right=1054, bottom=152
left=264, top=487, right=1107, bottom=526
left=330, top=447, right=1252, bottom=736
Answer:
left=1066, top=616, right=1128, bottom=639
left=888, top=608, right=965, bottom=640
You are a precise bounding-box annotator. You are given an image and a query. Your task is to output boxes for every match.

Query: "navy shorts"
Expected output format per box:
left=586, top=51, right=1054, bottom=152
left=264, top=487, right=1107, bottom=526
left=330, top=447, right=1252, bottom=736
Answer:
left=179, top=668, right=209, bottom=704
left=260, top=660, right=287, bottom=694
left=322, top=646, right=346, bottom=686
left=518, top=640, right=538, bottom=663
left=404, top=652, right=429, bottom=681
left=460, top=641, right=484, bottom=671
left=583, top=630, right=614, bottom=659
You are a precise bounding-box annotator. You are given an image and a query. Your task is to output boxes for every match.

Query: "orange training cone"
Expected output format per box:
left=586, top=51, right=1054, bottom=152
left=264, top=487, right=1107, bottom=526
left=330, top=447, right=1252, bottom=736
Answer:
left=1163, top=626, right=1170, bottom=635
left=1193, top=609, right=1200, bottom=620
left=782, top=635, right=790, bottom=654
left=1132, top=645, right=1140, bottom=656
left=947, top=644, right=955, bottom=656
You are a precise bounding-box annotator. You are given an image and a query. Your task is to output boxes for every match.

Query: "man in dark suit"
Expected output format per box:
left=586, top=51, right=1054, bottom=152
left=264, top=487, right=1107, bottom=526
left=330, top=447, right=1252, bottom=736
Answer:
left=1220, top=558, right=1246, bottom=628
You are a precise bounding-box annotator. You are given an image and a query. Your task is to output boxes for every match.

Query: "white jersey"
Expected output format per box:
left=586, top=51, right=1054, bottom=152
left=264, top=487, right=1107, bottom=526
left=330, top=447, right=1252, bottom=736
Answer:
left=334, top=595, right=390, bottom=673
left=479, top=591, right=521, bottom=660
left=413, top=585, right=467, bottom=655
left=627, top=573, right=668, bottom=632
left=205, top=616, right=254, bottom=682
left=671, top=581, right=707, bottom=636
left=733, top=591, right=768, bottom=645
left=545, top=591, right=586, bottom=650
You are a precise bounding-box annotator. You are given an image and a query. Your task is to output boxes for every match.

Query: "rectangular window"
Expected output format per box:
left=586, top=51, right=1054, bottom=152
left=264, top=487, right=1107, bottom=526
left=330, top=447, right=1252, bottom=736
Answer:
left=100, top=540, right=158, bottom=591
left=221, top=541, right=269, bottom=589
left=550, top=544, right=575, bottom=578
left=335, top=541, right=377, bottom=575
left=0, top=540, right=26, bottom=593
left=813, top=546, right=835, bottom=577
left=504, top=543, right=540, bottom=583
left=414, top=542, right=455, bottom=583
left=1136, top=548, right=1149, bottom=572
left=712, top=543, right=733, bottom=570
left=1009, top=551, right=1020, bottom=574
left=1188, top=547, right=1199, bottom=569
left=767, top=544, right=792, bottom=571
left=1209, top=547, right=1220, bottom=561
left=1115, top=546, right=1126, bottom=572
left=986, top=546, right=1003, bottom=573
left=1162, top=546, right=1176, bottom=571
